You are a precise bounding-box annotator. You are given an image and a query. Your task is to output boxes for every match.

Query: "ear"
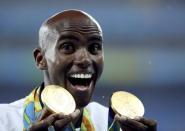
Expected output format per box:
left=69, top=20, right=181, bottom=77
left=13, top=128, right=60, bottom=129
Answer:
left=33, top=48, right=47, bottom=70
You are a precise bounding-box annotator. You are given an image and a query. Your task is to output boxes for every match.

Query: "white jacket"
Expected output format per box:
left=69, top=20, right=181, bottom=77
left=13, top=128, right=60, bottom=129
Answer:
left=0, top=99, right=108, bottom=131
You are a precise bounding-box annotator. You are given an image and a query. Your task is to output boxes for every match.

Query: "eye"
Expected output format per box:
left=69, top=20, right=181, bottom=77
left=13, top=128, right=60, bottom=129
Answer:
left=88, top=43, right=102, bottom=55
left=59, top=42, right=75, bottom=54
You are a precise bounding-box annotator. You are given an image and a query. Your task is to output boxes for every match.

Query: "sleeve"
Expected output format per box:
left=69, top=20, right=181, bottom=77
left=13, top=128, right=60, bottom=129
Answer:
left=0, top=100, right=24, bottom=131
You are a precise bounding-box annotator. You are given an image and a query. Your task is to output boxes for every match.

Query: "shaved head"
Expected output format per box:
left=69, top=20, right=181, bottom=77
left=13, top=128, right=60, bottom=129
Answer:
left=38, top=9, right=102, bottom=52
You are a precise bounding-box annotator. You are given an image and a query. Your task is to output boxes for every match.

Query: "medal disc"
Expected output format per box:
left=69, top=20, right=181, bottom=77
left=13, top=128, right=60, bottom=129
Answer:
left=41, top=85, right=76, bottom=115
left=110, top=91, right=144, bottom=119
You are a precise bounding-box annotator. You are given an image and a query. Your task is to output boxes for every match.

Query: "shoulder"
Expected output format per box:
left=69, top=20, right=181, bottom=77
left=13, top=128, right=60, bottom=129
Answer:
left=86, top=101, right=108, bottom=131
left=0, top=98, right=25, bottom=114
left=0, top=98, right=25, bottom=131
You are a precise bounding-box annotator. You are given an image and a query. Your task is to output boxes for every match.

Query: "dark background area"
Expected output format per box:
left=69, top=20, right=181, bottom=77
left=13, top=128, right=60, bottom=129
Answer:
left=0, top=1, right=185, bottom=130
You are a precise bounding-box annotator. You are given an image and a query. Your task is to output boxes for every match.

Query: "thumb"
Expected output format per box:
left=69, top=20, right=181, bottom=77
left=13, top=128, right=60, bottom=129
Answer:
left=70, top=109, right=81, bottom=120
left=115, top=114, right=128, bottom=122
left=38, top=107, right=52, bottom=121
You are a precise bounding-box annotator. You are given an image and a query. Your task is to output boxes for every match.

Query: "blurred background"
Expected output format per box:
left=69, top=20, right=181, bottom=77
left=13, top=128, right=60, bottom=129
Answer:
left=0, top=0, right=185, bottom=130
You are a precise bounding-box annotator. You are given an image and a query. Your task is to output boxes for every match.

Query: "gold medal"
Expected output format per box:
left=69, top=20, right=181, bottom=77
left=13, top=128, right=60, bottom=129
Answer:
left=110, top=91, right=144, bottom=119
left=41, top=85, right=76, bottom=115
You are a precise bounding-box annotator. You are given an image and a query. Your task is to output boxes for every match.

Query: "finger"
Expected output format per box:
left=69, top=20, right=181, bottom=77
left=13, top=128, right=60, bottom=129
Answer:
left=38, top=107, right=52, bottom=121
left=135, top=117, right=157, bottom=127
left=29, top=114, right=56, bottom=131
left=53, top=109, right=81, bottom=130
left=53, top=115, right=72, bottom=130
left=115, top=114, right=148, bottom=131
left=70, top=109, right=81, bottom=120
left=122, top=126, right=133, bottom=131
left=54, top=112, right=66, bottom=120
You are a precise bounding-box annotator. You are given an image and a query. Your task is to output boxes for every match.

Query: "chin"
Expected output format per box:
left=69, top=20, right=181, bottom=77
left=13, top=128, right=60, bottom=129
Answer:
left=74, top=90, right=94, bottom=108
left=75, top=97, right=91, bottom=108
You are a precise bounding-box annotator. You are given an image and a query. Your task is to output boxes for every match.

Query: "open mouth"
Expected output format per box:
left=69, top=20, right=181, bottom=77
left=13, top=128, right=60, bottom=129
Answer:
left=68, top=73, right=93, bottom=90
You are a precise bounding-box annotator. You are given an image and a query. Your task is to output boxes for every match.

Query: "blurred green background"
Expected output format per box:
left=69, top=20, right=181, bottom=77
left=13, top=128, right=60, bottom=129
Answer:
left=1, top=1, right=185, bottom=130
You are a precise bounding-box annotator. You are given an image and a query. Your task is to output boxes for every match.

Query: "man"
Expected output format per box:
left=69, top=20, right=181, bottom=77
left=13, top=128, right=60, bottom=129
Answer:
left=0, top=10, right=157, bottom=131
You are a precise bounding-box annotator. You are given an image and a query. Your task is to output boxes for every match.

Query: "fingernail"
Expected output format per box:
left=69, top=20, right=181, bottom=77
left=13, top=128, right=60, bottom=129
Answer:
left=76, top=109, right=80, bottom=114
left=121, top=115, right=127, bottom=120
left=114, top=114, right=120, bottom=121
left=134, top=116, right=142, bottom=120
left=115, top=114, right=119, bottom=118
left=115, top=114, right=127, bottom=121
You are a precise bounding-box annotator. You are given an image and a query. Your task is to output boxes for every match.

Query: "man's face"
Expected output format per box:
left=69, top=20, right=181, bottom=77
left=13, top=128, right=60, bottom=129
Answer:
left=43, top=16, right=104, bottom=108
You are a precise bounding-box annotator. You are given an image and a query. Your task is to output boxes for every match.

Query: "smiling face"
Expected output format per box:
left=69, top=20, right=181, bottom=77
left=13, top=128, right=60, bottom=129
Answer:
left=35, top=10, right=104, bottom=108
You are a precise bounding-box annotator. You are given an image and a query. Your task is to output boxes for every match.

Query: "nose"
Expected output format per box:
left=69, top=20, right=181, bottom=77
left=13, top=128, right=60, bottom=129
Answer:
left=74, top=48, right=92, bottom=69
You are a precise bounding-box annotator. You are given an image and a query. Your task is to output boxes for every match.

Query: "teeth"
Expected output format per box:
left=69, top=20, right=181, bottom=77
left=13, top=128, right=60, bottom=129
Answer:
left=81, top=74, right=84, bottom=78
left=70, top=74, right=92, bottom=79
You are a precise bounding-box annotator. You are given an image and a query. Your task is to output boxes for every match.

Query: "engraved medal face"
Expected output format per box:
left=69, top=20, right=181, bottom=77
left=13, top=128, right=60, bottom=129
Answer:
left=110, top=91, right=145, bottom=119
left=41, top=85, right=76, bottom=115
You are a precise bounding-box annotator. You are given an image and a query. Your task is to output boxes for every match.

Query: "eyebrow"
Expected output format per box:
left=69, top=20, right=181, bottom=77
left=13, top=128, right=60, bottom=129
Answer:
left=58, top=34, right=79, bottom=41
left=87, top=35, right=102, bottom=42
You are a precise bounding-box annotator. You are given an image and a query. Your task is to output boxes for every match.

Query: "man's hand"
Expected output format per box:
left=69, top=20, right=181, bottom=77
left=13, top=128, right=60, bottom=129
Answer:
left=115, top=114, right=157, bottom=131
left=28, top=107, right=81, bottom=131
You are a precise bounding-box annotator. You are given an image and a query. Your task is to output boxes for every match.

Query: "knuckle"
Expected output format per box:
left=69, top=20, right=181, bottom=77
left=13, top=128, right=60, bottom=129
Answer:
left=28, top=125, right=33, bottom=131
left=54, top=121, right=63, bottom=129
left=28, top=123, right=37, bottom=131
left=153, top=120, right=157, bottom=124
left=149, top=119, right=157, bottom=127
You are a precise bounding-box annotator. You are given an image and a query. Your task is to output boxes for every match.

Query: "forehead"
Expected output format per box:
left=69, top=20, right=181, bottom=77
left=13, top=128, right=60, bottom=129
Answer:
left=50, top=18, right=102, bottom=37
left=45, top=11, right=102, bottom=36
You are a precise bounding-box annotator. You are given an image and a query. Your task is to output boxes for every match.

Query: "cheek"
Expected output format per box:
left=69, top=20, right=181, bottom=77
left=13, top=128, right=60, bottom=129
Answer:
left=46, top=55, right=72, bottom=82
left=46, top=59, right=63, bottom=82
left=54, top=57, right=71, bottom=75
